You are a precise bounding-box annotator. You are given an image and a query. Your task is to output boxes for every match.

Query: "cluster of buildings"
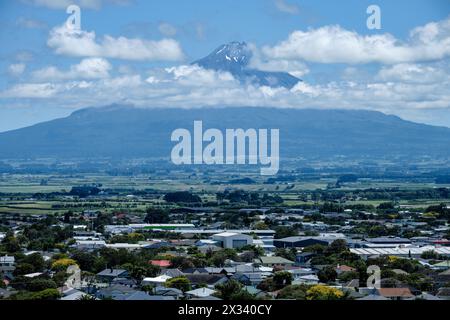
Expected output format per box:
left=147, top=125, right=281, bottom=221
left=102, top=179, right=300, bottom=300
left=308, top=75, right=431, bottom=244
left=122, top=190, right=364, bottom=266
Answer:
left=2, top=205, right=450, bottom=301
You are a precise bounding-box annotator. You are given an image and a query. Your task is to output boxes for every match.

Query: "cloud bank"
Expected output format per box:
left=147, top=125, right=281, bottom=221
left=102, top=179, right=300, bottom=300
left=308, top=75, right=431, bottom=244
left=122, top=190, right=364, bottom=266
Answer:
left=47, top=25, right=185, bottom=61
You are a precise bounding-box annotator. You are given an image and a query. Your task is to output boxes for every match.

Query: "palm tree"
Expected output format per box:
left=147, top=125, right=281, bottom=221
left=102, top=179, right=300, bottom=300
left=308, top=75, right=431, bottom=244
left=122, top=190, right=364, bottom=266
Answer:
left=77, top=294, right=97, bottom=301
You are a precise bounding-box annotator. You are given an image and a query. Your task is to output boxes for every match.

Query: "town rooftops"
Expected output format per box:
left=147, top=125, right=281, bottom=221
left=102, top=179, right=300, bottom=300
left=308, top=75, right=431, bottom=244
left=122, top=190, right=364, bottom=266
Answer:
left=0, top=256, right=15, bottom=264
left=257, top=256, right=295, bottom=265
left=336, top=265, right=356, bottom=272
left=365, top=237, right=411, bottom=244
left=351, top=246, right=450, bottom=257
left=150, top=260, right=172, bottom=268
left=186, top=287, right=216, bottom=298
left=377, top=288, right=414, bottom=298
left=176, top=229, right=275, bottom=235
left=97, top=269, right=128, bottom=278
left=105, top=243, right=142, bottom=250
left=129, top=224, right=195, bottom=230
left=213, top=232, right=240, bottom=237
left=75, top=240, right=106, bottom=246
left=142, top=275, right=172, bottom=284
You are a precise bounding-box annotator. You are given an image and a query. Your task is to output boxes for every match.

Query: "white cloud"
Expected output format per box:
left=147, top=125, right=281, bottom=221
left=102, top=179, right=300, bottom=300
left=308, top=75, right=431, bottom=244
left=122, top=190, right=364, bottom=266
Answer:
left=0, top=83, right=58, bottom=98
left=274, top=0, right=300, bottom=15
left=4, top=61, right=448, bottom=115
left=32, top=58, right=112, bottom=80
left=162, top=65, right=237, bottom=87
left=2, top=17, right=450, bottom=125
left=158, top=22, right=177, bottom=37
left=262, top=17, right=450, bottom=64
left=47, top=25, right=185, bottom=61
left=249, top=45, right=309, bottom=77
left=8, top=64, right=26, bottom=77
left=377, top=63, right=448, bottom=84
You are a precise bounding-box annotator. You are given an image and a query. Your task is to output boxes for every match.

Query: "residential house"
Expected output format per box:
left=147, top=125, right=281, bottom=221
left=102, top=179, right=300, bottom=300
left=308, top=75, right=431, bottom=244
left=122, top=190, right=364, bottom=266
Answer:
left=0, top=256, right=15, bottom=274
left=96, top=269, right=129, bottom=283
left=436, top=287, right=450, bottom=300
left=141, top=275, right=172, bottom=286
left=256, top=256, right=295, bottom=269
left=376, top=288, right=415, bottom=300
left=335, top=264, right=356, bottom=275
left=162, top=269, right=184, bottom=278
left=154, top=286, right=183, bottom=299
left=96, top=284, right=139, bottom=300
left=74, top=240, right=106, bottom=251
left=150, top=260, right=172, bottom=268
left=186, top=287, right=217, bottom=299
left=184, top=274, right=228, bottom=289
left=231, top=272, right=263, bottom=286
left=211, top=232, right=253, bottom=249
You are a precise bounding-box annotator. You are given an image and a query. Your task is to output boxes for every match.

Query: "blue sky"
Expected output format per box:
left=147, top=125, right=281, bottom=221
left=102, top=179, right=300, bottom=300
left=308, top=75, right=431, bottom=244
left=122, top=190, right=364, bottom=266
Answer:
left=0, top=0, right=449, bottom=132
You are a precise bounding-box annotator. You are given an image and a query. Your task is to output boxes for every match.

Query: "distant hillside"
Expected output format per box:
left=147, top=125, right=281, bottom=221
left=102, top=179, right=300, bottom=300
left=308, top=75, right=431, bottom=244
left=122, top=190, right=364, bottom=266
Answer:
left=0, top=105, right=450, bottom=159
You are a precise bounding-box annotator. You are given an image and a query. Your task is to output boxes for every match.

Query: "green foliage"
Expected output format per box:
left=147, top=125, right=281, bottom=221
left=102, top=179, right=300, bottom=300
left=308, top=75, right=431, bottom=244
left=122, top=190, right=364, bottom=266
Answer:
left=51, top=258, right=77, bottom=271
left=274, top=248, right=297, bottom=262
left=274, top=226, right=297, bottom=239
left=10, top=288, right=61, bottom=300
left=144, top=208, right=169, bottom=223
left=277, top=284, right=309, bottom=300
left=421, top=250, right=439, bottom=260
left=165, top=276, right=191, bottom=292
left=273, top=271, right=293, bottom=289
left=317, top=266, right=337, bottom=283
left=26, top=278, right=57, bottom=292
left=164, top=192, right=201, bottom=204
left=306, top=285, right=345, bottom=300
left=208, top=249, right=237, bottom=267
left=215, top=280, right=244, bottom=300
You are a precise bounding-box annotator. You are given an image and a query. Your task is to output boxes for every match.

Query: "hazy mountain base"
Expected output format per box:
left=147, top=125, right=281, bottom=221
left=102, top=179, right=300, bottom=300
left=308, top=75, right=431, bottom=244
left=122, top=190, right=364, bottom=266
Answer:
left=0, top=105, right=450, bottom=160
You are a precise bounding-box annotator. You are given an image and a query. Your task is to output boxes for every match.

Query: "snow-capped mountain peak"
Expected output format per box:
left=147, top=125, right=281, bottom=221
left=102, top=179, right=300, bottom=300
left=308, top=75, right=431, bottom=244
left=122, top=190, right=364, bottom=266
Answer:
left=192, top=41, right=301, bottom=89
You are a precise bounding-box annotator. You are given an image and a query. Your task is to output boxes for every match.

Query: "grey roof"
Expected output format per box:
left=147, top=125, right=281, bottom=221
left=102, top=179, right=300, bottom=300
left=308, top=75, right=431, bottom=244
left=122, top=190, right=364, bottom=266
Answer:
left=365, top=237, right=411, bottom=244
left=97, top=284, right=137, bottom=297
left=276, top=236, right=341, bottom=244
left=185, top=274, right=227, bottom=285
left=97, top=269, right=128, bottom=277
left=182, top=268, right=209, bottom=274
left=258, top=256, right=295, bottom=264
left=154, top=286, right=183, bottom=296
left=232, top=272, right=263, bottom=281
left=163, top=268, right=184, bottom=278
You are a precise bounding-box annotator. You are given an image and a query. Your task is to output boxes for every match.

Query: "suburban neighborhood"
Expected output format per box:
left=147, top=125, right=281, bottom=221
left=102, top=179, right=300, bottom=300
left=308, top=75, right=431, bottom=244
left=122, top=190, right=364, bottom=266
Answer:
left=2, top=188, right=450, bottom=301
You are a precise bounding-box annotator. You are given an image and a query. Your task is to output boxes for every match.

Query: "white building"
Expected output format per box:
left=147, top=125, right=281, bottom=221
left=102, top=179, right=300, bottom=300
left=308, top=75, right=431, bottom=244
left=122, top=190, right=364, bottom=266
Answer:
left=211, top=232, right=253, bottom=249
left=0, top=255, right=15, bottom=273
left=105, top=243, right=142, bottom=251
left=74, top=240, right=106, bottom=250
left=350, top=246, right=450, bottom=260
left=142, top=275, right=172, bottom=286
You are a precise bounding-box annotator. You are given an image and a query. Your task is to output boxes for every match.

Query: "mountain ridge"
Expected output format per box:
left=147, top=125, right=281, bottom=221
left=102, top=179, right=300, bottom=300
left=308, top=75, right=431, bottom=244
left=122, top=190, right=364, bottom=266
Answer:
left=0, top=105, right=449, bottom=160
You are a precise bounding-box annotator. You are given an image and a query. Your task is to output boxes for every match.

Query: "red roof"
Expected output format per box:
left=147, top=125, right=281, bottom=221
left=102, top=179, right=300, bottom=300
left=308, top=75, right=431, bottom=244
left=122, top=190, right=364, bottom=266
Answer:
left=149, top=260, right=172, bottom=267
left=378, top=288, right=414, bottom=298
left=336, top=265, right=356, bottom=272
